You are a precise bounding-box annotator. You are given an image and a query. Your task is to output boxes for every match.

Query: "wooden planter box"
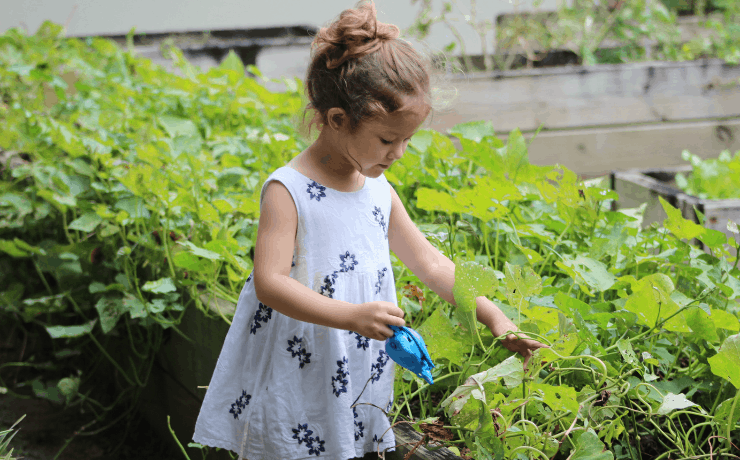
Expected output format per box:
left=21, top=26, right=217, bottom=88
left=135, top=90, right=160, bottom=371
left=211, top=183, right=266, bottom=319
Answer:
left=101, top=28, right=740, bottom=177
left=611, top=165, right=740, bottom=253
left=139, top=296, right=462, bottom=460
left=430, top=59, right=740, bottom=176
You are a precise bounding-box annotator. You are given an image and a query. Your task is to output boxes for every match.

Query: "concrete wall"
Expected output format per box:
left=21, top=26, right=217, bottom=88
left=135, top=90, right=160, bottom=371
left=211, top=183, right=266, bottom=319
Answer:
left=1, top=0, right=563, bottom=57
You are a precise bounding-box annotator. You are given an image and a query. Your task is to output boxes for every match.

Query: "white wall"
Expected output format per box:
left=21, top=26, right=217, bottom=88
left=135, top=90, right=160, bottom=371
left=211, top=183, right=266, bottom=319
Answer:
left=1, top=0, right=562, bottom=56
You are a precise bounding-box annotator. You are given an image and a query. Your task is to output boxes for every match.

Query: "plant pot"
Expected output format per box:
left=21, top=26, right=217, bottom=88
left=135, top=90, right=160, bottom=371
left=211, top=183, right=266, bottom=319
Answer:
left=611, top=165, right=740, bottom=254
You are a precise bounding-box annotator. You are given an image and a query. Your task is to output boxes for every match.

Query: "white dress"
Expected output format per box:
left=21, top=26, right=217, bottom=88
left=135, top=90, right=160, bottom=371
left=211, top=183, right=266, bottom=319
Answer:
left=193, top=166, right=398, bottom=460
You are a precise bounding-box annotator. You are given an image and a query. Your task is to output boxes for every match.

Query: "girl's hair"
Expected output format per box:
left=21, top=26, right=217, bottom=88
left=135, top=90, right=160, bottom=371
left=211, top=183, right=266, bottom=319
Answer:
left=304, top=0, right=432, bottom=134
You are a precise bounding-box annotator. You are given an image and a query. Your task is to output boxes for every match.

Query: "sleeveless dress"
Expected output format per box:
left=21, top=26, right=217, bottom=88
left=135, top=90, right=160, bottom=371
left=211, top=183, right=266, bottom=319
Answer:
left=193, top=166, right=398, bottom=460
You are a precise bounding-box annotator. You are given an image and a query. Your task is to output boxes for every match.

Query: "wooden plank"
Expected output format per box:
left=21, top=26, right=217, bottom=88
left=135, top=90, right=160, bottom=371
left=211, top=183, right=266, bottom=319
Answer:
left=155, top=297, right=232, bottom=409
left=383, top=422, right=462, bottom=460
left=139, top=358, right=235, bottom=460
left=509, top=117, right=740, bottom=176
left=612, top=170, right=680, bottom=228
left=428, top=59, right=740, bottom=134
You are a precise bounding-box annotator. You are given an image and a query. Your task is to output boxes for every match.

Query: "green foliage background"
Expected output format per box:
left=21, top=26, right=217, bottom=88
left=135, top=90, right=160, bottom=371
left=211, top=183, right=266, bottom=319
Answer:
left=1, top=22, right=740, bottom=459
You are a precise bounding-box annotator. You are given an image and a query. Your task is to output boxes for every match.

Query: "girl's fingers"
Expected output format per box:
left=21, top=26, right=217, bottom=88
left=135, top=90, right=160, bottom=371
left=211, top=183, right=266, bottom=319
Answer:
left=522, top=350, right=533, bottom=369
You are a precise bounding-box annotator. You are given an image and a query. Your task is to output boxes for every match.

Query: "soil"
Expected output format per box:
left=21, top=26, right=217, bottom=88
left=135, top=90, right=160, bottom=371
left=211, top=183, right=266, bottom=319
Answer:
left=0, top=321, right=181, bottom=460
left=0, top=396, right=181, bottom=460
left=418, top=419, right=454, bottom=443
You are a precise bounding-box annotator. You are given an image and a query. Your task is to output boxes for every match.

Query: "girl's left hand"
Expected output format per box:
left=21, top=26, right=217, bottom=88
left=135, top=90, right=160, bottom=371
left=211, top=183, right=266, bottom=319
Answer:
left=490, top=318, right=548, bottom=370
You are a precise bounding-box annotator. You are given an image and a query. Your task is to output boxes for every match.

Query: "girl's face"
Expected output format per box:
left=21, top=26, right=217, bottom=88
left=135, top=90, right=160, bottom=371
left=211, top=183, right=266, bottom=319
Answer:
left=340, top=94, right=430, bottom=177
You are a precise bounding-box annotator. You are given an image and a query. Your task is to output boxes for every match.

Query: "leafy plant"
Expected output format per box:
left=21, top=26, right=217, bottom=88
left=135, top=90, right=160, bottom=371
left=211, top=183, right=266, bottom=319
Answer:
left=0, top=415, right=25, bottom=460
left=0, top=22, right=305, bottom=455
left=408, top=0, right=740, bottom=71
left=380, top=121, right=740, bottom=458
left=3, top=21, right=740, bottom=460
left=676, top=149, right=740, bottom=199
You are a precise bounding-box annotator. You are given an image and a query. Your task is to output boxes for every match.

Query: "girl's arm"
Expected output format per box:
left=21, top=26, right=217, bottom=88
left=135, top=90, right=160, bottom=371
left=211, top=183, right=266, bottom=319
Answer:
left=388, top=185, right=547, bottom=366
left=254, top=180, right=405, bottom=340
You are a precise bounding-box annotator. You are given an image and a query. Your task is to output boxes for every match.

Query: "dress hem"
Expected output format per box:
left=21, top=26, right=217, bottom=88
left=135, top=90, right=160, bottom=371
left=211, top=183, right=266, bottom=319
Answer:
left=192, top=434, right=396, bottom=460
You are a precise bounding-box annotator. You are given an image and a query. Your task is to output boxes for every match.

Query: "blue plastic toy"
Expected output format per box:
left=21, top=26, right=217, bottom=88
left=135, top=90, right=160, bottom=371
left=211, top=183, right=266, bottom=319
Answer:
left=385, top=325, right=435, bottom=384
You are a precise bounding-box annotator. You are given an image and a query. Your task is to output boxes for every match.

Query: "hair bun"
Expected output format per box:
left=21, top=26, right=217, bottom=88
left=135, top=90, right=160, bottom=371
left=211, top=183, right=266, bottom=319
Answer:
left=313, top=0, right=400, bottom=70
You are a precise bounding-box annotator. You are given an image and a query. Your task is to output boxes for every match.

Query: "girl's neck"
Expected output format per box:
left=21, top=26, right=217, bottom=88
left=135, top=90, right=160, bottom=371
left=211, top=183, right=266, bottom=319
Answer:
left=292, top=132, right=365, bottom=192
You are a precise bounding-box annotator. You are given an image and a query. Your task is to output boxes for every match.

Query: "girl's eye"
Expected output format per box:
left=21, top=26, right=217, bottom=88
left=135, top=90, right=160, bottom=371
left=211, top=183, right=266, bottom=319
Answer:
left=380, top=138, right=392, bottom=145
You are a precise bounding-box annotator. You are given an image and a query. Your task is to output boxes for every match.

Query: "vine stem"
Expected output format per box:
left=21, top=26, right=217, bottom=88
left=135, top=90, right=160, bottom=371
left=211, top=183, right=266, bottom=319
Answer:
left=508, top=445, right=549, bottom=459
left=727, top=388, right=740, bottom=451
left=537, top=221, right=572, bottom=277
left=32, top=259, right=54, bottom=295
left=167, top=415, right=192, bottom=460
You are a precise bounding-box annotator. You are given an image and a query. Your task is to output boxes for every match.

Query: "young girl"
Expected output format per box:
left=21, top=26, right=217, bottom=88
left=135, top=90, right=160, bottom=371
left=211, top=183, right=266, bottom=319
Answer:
left=192, top=2, right=546, bottom=458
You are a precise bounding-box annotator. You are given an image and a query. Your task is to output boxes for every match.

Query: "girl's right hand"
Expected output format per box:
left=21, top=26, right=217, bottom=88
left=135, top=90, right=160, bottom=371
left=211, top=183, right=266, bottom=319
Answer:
left=351, top=301, right=405, bottom=341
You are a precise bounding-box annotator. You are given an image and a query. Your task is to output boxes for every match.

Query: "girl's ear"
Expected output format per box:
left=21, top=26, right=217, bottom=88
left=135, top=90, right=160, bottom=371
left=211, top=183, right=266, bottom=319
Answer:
left=326, top=107, right=347, bottom=132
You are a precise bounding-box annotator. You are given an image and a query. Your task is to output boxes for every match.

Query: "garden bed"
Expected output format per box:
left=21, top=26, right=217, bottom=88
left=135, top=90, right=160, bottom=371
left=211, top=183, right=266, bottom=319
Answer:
left=3, top=23, right=740, bottom=460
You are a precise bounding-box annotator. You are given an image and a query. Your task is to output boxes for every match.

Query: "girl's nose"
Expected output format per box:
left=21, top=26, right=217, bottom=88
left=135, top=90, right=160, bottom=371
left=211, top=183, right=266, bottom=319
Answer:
left=388, top=143, right=406, bottom=162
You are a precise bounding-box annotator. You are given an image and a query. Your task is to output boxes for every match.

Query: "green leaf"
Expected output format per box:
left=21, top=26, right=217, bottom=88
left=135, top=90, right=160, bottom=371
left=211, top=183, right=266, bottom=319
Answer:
left=570, top=429, right=613, bottom=460
left=45, top=319, right=97, bottom=339
left=11, top=239, right=46, bottom=256
left=220, top=50, right=244, bottom=74
left=715, top=396, right=740, bottom=429
left=554, top=292, right=606, bottom=354
left=455, top=186, right=508, bottom=222
left=502, top=128, right=530, bottom=179
left=530, top=383, right=579, bottom=417
left=538, top=333, right=579, bottom=362
left=617, top=339, right=639, bottom=365
left=504, top=262, right=542, bottom=309
left=448, top=120, right=495, bottom=143
left=148, top=298, right=168, bottom=314
left=686, top=308, right=719, bottom=343
left=416, top=188, right=464, bottom=214
left=409, top=130, right=434, bottom=154
left=453, top=259, right=498, bottom=313
left=560, top=255, right=617, bottom=294
left=708, top=333, right=740, bottom=389
left=623, top=274, right=689, bottom=332
left=0, top=239, right=29, bottom=257
left=452, top=258, right=497, bottom=336
left=115, top=196, right=150, bottom=219
left=68, top=211, right=103, bottom=232
left=173, top=251, right=210, bottom=270
left=710, top=309, right=740, bottom=331
left=441, top=355, right=523, bottom=418
left=416, top=308, right=468, bottom=363
left=122, top=295, right=147, bottom=319
left=699, top=228, right=727, bottom=248
left=57, top=376, right=80, bottom=404
left=158, top=115, right=199, bottom=138
left=32, top=379, right=64, bottom=404
left=659, top=196, right=705, bottom=240
left=655, top=393, right=698, bottom=415
left=94, top=297, right=124, bottom=334
left=141, top=277, right=177, bottom=294
left=178, top=241, right=223, bottom=260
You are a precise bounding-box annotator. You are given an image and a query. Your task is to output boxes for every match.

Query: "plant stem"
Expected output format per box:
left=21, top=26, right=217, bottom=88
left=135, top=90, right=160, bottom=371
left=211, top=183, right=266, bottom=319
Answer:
left=32, top=259, right=54, bottom=295
left=167, top=415, right=192, bottom=460
left=727, top=388, right=740, bottom=451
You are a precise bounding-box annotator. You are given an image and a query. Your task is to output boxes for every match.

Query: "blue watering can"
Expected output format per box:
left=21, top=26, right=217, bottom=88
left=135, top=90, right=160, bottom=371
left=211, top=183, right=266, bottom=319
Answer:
left=385, top=325, right=435, bottom=385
